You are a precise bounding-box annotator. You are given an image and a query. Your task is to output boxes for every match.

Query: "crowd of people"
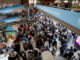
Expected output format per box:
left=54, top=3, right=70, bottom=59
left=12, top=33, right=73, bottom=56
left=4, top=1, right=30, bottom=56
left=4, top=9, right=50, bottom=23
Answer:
left=0, top=9, right=80, bottom=60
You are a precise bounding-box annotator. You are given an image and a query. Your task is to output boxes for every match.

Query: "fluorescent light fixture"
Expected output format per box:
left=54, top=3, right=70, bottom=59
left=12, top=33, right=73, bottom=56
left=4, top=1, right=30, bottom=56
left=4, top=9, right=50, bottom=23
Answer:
left=64, top=0, right=68, bottom=3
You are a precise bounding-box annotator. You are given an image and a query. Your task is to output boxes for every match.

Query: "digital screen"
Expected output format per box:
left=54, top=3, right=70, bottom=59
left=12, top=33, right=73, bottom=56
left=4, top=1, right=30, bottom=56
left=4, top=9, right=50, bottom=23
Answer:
left=12, top=25, right=19, bottom=30
left=76, top=36, right=80, bottom=46
left=6, top=24, right=19, bottom=31
left=5, top=32, right=16, bottom=42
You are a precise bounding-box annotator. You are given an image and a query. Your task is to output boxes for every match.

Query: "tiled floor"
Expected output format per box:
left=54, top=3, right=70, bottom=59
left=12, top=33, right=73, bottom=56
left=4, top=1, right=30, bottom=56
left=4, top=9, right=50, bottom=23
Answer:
left=0, top=38, right=68, bottom=60
left=0, top=37, right=68, bottom=60
left=54, top=38, right=67, bottom=60
left=54, top=56, right=67, bottom=60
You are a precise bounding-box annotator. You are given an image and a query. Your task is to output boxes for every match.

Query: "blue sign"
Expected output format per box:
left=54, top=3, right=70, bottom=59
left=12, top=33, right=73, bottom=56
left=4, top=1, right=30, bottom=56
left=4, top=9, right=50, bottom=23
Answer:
left=0, top=16, right=20, bottom=23
left=35, top=5, right=80, bottom=29
left=0, top=5, right=25, bottom=14
left=1, top=9, right=13, bottom=14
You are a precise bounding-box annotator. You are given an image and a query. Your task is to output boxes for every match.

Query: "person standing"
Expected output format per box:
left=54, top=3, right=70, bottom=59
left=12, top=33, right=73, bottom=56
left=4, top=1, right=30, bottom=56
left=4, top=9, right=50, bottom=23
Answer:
left=23, top=36, right=27, bottom=43
left=44, top=40, right=49, bottom=48
left=52, top=39, right=57, bottom=55
left=60, top=46, right=64, bottom=56
left=20, top=51, right=27, bottom=60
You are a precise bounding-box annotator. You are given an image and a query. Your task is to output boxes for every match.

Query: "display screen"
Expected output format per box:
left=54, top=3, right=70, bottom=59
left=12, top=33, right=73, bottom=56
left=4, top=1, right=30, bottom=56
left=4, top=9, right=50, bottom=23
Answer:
left=6, top=24, right=19, bottom=31
left=5, top=32, right=16, bottom=42
left=5, top=24, right=19, bottom=42
left=76, top=36, right=80, bottom=46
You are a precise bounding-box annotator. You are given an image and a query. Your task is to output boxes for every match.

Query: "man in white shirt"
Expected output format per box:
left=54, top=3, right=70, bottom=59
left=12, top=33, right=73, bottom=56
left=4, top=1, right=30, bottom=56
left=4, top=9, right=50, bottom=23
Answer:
left=44, top=40, right=49, bottom=48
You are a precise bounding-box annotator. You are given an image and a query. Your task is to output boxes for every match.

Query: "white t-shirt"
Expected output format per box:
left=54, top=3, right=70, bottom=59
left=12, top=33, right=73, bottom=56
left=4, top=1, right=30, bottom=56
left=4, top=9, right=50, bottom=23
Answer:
left=44, top=41, right=49, bottom=47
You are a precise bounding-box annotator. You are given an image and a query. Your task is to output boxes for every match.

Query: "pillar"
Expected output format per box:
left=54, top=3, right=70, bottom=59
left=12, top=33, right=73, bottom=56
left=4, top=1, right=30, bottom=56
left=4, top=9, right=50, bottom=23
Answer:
left=68, top=0, right=72, bottom=8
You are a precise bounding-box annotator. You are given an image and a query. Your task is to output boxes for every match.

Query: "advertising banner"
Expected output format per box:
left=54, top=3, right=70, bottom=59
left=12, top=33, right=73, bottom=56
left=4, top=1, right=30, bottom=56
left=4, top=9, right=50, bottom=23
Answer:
left=36, top=5, right=80, bottom=29
left=0, top=16, right=21, bottom=23
left=0, top=5, right=25, bottom=14
left=76, top=36, right=80, bottom=46
left=5, top=24, right=19, bottom=31
left=5, top=32, right=16, bottom=42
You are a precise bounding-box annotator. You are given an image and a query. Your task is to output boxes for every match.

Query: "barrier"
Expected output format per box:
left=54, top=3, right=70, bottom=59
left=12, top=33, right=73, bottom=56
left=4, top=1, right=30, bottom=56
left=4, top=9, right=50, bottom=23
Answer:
left=35, top=5, right=80, bottom=29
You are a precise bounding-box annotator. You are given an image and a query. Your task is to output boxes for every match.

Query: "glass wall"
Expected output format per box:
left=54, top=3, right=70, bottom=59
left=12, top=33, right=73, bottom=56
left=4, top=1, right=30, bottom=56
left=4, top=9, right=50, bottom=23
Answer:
left=54, top=0, right=80, bottom=8
left=72, top=0, right=80, bottom=8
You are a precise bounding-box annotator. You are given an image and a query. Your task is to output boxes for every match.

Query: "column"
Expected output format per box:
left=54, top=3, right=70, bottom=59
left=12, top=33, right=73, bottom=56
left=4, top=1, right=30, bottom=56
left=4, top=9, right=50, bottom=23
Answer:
left=68, top=0, right=72, bottom=8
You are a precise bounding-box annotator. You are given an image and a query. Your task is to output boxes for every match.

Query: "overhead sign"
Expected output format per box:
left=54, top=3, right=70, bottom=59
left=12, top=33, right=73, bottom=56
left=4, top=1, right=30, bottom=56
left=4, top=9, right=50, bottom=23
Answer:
left=36, top=5, right=80, bottom=29
left=0, top=5, right=25, bottom=14
left=0, top=16, right=21, bottom=23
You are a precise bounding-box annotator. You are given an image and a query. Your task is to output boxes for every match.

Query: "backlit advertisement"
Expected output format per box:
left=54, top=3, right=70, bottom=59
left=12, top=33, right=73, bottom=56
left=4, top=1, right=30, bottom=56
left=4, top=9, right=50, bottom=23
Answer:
left=5, top=32, right=16, bottom=42
left=0, top=5, right=25, bottom=14
left=76, top=36, right=80, bottom=46
left=0, top=16, right=21, bottom=23
left=36, top=5, right=80, bottom=29
left=5, top=24, right=19, bottom=42
left=6, top=24, right=19, bottom=31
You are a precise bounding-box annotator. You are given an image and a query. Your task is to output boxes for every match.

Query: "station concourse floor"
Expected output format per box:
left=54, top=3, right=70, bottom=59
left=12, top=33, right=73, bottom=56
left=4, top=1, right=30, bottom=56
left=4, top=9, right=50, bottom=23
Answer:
left=20, top=37, right=68, bottom=60
left=54, top=38, right=67, bottom=60
left=0, top=36, right=68, bottom=60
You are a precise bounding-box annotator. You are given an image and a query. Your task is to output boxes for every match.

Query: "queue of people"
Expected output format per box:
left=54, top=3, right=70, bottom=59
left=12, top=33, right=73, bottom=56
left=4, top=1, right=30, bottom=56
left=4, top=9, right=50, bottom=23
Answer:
left=0, top=9, right=80, bottom=60
left=8, top=10, right=80, bottom=60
